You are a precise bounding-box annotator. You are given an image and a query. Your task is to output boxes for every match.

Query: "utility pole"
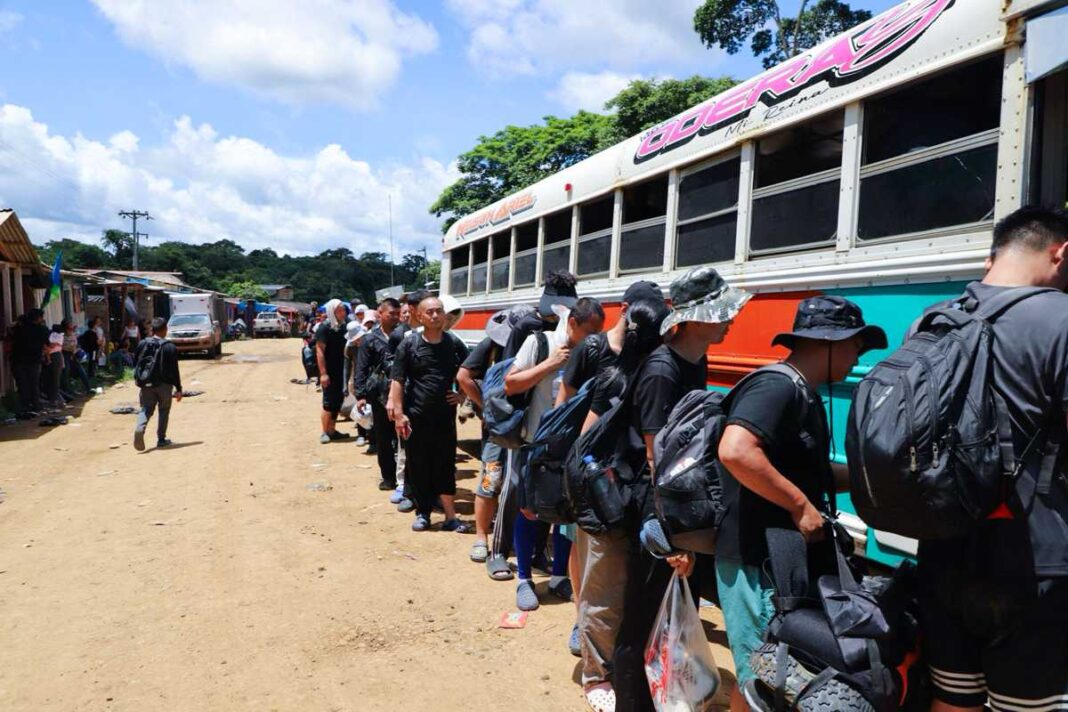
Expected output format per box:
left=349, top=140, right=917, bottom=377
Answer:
left=420, top=246, right=430, bottom=287
left=387, top=195, right=395, bottom=288
left=118, top=210, right=153, bottom=269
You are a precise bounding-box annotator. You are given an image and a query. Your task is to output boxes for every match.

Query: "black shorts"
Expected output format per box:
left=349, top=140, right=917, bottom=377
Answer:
left=919, top=562, right=1068, bottom=709
left=322, top=382, right=344, bottom=414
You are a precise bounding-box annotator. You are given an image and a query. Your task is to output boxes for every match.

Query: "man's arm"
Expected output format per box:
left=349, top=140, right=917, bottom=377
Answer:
left=316, top=340, right=330, bottom=387
left=556, top=383, right=577, bottom=407
left=457, top=367, right=482, bottom=409
left=353, top=337, right=375, bottom=402
left=718, top=424, right=825, bottom=542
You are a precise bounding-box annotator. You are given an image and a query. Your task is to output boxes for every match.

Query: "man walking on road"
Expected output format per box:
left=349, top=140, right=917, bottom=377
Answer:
left=355, top=298, right=402, bottom=491
left=133, top=317, right=183, bottom=451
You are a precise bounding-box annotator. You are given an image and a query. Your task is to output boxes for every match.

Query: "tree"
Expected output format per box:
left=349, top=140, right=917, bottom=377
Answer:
left=604, top=75, right=739, bottom=143
left=100, top=229, right=133, bottom=267
left=37, top=238, right=113, bottom=269
left=693, top=0, right=872, bottom=69
left=219, top=279, right=269, bottom=302
left=430, top=111, right=614, bottom=233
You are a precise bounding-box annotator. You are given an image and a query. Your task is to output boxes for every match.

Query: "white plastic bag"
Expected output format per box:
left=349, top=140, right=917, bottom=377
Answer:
left=355, top=403, right=374, bottom=430
left=644, top=572, right=721, bottom=712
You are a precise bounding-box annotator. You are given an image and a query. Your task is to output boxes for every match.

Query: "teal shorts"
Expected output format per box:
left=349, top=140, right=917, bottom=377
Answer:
left=715, top=559, right=775, bottom=685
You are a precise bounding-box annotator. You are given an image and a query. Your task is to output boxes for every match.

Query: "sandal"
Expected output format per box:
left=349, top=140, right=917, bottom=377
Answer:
left=469, top=541, right=489, bottom=563
left=485, top=553, right=514, bottom=581
left=584, top=683, right=615, bottom=712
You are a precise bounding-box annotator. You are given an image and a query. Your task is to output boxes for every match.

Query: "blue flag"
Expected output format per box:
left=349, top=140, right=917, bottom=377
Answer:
left=41, top=251, right=61, bottom=307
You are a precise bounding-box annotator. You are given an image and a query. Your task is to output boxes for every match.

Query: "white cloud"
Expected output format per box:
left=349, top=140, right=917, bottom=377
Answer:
left=0, top=104, right=458, bottom=258
left=0, top=10, right=22, bottom=34
left=90, top=0, right=438, bottom=111
left=548, top=71, right=640, bottom=113
left=446, top=0, right=708, bottom=77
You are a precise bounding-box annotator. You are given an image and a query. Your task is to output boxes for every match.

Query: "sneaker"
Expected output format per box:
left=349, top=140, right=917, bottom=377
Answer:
left=548, top=577, right=574, bottom=602
left=328, top=431, right=351, bottom=440
left=134, top=428, right=146, bottom=452
left=366, top=444, right=378, bottom=455
left=396, top=498, right=415, bottom=513
left=442, top=518, right=470, bottom=533
left=389, top=486, right=405, bottom=505
left=319, top=433, right=331, bottom=444
left=411, top=515, right=431, bottom=532
left=355, top=436, right=367, bottom=446
left=568, top=623, right=581, bottom=657
left=157, top=438, right=172, bottom=448
left=377, top=480, right=395, bottom=491
left=516, top=579, right=540, bottom=611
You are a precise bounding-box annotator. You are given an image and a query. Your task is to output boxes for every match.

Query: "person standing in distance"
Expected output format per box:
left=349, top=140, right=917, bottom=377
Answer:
left=355, top=297, right=402, bottom=491
left=316, top=299, right=351, bottom=444
left=132, top=317, right=183, bottom=451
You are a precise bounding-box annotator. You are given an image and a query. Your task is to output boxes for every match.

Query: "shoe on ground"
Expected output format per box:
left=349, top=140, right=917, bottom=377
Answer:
left=568, top=623, right=581, bottom=657
left=355, top=436, right=367, bottom=446
left=411, top=515, right=431, bottom=532
left=442, top=518, right=470, bottom=533
left=157, top=438, right=172, bottom=448
left=366, top=446, right=378, bottom=455
left=328, top=431, right=351, bottom=440
left=548, top=577, right=574, bottom=602
left=319, top=433, right=331, bottom=444
left=389, top=486, right=405, bottom=504
left=377, top=480, right=395, bottom=491
left=134, top=428, right=146, bottom=452
left=516, top=579, right=539, bottom=611
left=396, top=498, right=415, bottom=513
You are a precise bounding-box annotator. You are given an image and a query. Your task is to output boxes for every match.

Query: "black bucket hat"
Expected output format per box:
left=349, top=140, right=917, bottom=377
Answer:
left=772, top=296, right=887, bottom=354
left=660, top=266, right=752, bottom=336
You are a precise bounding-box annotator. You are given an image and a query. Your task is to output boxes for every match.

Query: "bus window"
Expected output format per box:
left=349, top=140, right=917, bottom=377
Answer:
left=676, top=156, right=739, bottom=268
left=514, top=222, right=538, bottom=288
left=620, top=175, right=668, bottom=273
left=577, top=195, right=613, bottom=277
left=858, top=55, right=1002, bottom=241
left=449, top=246, right=470, bottom=296
left=751, top=112, right=842, bottom=254
left=471, top=239, right=488, bottom=294
left=542, top=209, right=572, bottom=277
left=490, top=231, right=510, bottom=291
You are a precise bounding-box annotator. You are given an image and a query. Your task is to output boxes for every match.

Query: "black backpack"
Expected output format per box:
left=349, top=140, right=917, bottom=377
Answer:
left=518, top=379, right=596, bottom=523
left=134, top=337, right=164, bottom=387
left=747, top=527, right=925, bottom=712
left=651, top=364, right=809, bottom=555
left=847, top=287, right=1059, bottom=540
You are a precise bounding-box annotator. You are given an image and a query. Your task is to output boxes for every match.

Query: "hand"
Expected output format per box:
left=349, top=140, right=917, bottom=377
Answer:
left=395, top=415, right=411, bottom=440
left=356, top=399, right=366, bottom=410
left=666, top=552, right=695, bottom=577
left=320, top=374, right=331, bottom=388
left=520, top=507, right=537, bottom=521
left=791, top=500, right=826, bottom=543
left=174, top=391, right=183, bottom=402
left=445, top=391, right=463, bottom=406
left=386, top=400, right=397, bottom=422
left=548, top=346, right=571, bottom=369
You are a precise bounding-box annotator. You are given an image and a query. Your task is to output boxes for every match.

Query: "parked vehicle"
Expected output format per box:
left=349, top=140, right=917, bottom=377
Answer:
left=168, top=293, right=224, bottom=357
left=254, top=311, right=289, bottom=338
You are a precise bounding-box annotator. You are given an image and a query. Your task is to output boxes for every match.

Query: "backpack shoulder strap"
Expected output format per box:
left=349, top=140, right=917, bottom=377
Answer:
left=973, top=286, right=1058, bottom=322
left=534, top=331, right=549, bottom=365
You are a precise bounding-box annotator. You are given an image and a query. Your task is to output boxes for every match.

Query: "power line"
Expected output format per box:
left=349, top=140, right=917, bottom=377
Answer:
left=118, top=210, right=153, bottom=269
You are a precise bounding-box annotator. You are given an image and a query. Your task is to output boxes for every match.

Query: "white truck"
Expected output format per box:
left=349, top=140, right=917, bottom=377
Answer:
left=167, top=293, right=224, bottom=357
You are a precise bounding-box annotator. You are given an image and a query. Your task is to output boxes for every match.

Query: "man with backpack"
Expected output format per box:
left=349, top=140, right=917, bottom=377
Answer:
left=503, top=270, right=578, bottom=359
left=895, top=207, right=1068, bottom=711
left=504, top=297, right=605, bottom=611
left=683, top=295, right=883, bottom=711
left=355, top=298, right=402, bottom=492
left=132, top=317, right=184, bottom=451
left=387, top=295, right=470, bottom=532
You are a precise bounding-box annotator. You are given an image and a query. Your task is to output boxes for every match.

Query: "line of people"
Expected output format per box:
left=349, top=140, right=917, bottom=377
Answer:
left=329, top=205, right=1068, bottom=712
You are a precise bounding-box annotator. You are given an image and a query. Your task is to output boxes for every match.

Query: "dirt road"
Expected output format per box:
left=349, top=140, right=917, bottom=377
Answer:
left=0, top=338, right=733, bottom=711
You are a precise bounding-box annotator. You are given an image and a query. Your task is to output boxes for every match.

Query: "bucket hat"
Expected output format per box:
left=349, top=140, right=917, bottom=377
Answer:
left=772, top=295, right=887, bottom=354
left=659, top=266, right=752, bottom=336
left=486, top=304, right=536, bottom=347
left=440, top=294, right=465, bottom=331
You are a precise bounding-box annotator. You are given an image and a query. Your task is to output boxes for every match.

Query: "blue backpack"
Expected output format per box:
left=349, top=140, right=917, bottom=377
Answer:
left=481, top=332, right=549, bottom=449
left=519, top=379, right=596, bottom=524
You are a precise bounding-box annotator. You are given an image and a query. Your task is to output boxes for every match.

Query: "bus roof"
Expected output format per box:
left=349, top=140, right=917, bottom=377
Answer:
left=443, top=0, right=1006, bottom=250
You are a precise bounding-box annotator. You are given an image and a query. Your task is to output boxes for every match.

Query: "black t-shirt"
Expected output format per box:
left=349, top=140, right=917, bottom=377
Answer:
left=504, top=312, right=552, bottom=360
left=388, top=322, right=413, bottom=354
left=631, top=345, right=708, bottom=436
left=564, top=333, right=618, bottom=390
left=12, top=322, right=49, bottom=366
left=919, top=282, right=1068, bottom=577
left=461, top=336, right=500, bottom=380
left=391, top=332, right=469, bottom=418
left=716, top=369, right=833, bottom=566
left=315, top=323, right=347, bottom=381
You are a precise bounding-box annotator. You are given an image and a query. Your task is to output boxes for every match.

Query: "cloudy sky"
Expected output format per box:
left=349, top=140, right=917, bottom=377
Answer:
left=0, top=0, right=895, bottom=259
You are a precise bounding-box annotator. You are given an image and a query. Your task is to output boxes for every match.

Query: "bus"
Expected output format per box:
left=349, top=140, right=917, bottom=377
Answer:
left=439, top=0, right=1068, bottom=566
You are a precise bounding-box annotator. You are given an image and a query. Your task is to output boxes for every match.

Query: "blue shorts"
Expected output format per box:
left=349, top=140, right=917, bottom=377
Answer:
left=474, top=440, right=504, bottom=498
left=715, top=559, right=775, bottom=685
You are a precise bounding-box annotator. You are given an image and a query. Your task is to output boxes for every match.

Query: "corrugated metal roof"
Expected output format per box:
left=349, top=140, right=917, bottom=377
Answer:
left=0, top=209, right=41, bottom=265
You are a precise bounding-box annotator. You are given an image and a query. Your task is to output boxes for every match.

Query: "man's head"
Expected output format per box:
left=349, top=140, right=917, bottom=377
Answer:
left=378, top=297, right=401, bottom=330
left=566, top=297, right=605, bottom=347
left=539, top=270, right=578, bottom=322
left=26, top=308, right=44, bottom=325
left=773, top=296, right=886, bottom=383
left=406, top=290, right=431, bottom=325
left=621, top=280, right=663, bottom=314
left=151, top=317, right=168, bottom=337
left=416, top=296, right=445, bottom=332
left=988, top=206, right=1068, bottom=290
left=660, top=266, right=751, bottom=342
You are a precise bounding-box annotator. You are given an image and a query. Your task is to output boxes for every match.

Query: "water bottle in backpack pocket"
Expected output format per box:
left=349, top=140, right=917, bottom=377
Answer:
left=582, top=455, right=625, bottom=527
